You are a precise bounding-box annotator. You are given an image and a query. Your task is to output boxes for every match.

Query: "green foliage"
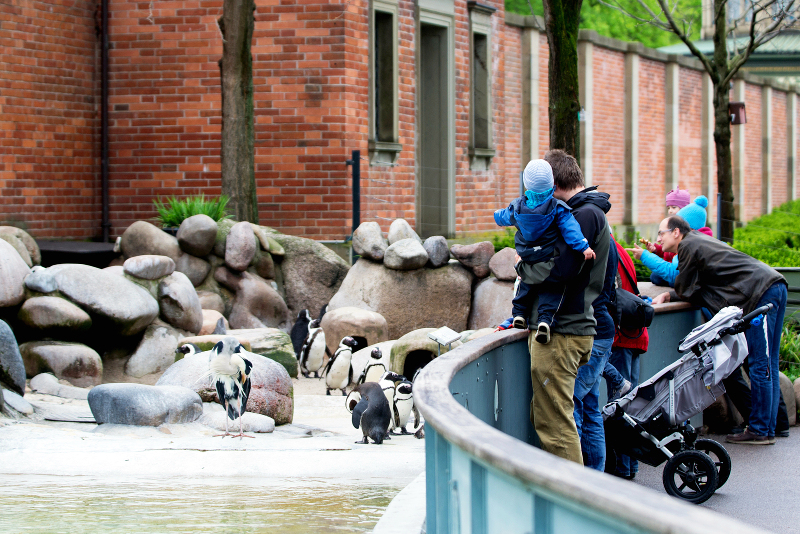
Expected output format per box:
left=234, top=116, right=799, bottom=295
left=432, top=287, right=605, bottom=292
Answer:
left=780, top=314, right=800, bottom=382
left=152, top=194, right=233, bottom=228
left=505, top=0, right=702, bottom=49
left=492, top=228, right=516, bottom=252
left=732, top=199, right=800, bottom=267
left=613, top=232, right=652, bottom=282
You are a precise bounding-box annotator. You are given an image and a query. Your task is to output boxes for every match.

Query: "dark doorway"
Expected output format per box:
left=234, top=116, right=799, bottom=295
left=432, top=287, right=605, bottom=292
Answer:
left=404, top=349, right=435, bottom=382
left=351, top=336, right=369, bottom=355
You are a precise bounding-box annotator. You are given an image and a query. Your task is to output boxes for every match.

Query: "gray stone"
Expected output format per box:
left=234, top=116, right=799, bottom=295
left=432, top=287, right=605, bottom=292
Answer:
left=265, top=235, right=285, bottom=256
left=0, top=233, right=32, bottom=267
left=252, top=249, right=275, bottom=280
left=213, top=218, right=237, bottom=257
left=390, top=328, right=461, bottom=377
left=450, top=241, right=495, bottom=278
left=353, top=221, right=388, bottom=262
left=120, top=221, right=182, bottom=262
left=18, top=296, right=92, bottom=331
left=320, top=306, right=390, bottom=356
left=123, top=255, right=176, bottom=280
left=779, top=372, right=796, bottom=426
left=88, top=384, right=203, bottom=426
left=224, top=328, right=298, bottom=378
left=0, top=238, right=31, bottom=307
left=30, top=373, right=89, bottom=400
left=197, top=291, right=225, bottom=314
left=225, top=221, right=257, bottom=272
left=468, top=278, right=515, bottom=330
left=158, top=271, right=203, bottom=334
left=103, top=265, right=125, bottom=277
left=794, top=377, right=800, bottom=418
left=423, top=236, right=450, bottom=268
left=124, top=324, right=181, bottom=378
left=0, top=226, right=40, bottom=265
left=328, top=259, right=473, bottom=340
left=48, top=264, right=159, bottom=336
left=263, top=232, right=349, bottom=318
left=177, top=214, right=218, bottom=257
left=157, top=349, right=293, bottom=424
left=200, top=409, right=275, bottom=433
left=199, top=309, right=229, bottom=336
left=25, top=265, right=57, bottom=293
left=388, top=219, right=422, bottom=245
left=3, top=388, right=34, bottom=415
left=175, top=252, right=211, bottom=287
left=384, top=239, right=429, bottom=270
left=0, top=320, right=26, bottom=395
left=489, top=247, right=518, bottom=281
left=215, top=268, right=292, bottom=332
left=20, top=341, right=103, bottom=387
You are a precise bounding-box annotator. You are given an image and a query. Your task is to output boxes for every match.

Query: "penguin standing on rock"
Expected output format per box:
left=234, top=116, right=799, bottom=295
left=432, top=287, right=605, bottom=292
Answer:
left=357, top=347, right=386, bottom=385
left=323, top=336, right=358, bottom=395
left=298, top=319, right=329, bottom=378
left=290, top=310, right=312, bottom=358
left=346, top=382, right=391, bottom=444
left=176, top=342, right=203, bottom=358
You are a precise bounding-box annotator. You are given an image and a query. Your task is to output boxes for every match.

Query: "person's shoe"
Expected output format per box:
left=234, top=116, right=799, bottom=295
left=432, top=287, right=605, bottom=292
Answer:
left=776, top=429, right=790, bottom=438
left=767, top=436, right=777, bottom=444
left=534, top=322, right=550, bottom=344
left=609, top=379, right=632, bottom=402
left=512, top=316, right=528, bottom=329
left=728, top=425, right=745, bottom=435
left=726, top=427, right=771, bottom=445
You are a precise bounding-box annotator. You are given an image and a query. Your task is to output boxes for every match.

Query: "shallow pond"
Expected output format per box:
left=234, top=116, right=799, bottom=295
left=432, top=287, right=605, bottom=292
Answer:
left=0, top=476, right=401, bottom=533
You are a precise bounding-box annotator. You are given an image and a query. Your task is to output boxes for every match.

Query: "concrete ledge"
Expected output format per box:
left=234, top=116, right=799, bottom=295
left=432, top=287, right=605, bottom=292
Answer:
left=372, top=471, right=426, bottom=534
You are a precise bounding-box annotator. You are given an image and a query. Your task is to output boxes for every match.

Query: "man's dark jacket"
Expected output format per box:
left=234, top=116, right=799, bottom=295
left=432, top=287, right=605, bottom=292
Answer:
left=675, top=230, right=786, bottom=315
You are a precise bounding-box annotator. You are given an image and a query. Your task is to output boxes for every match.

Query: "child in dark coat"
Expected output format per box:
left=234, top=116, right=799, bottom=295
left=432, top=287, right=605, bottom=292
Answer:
left=494, top=159, right=595, bottom=343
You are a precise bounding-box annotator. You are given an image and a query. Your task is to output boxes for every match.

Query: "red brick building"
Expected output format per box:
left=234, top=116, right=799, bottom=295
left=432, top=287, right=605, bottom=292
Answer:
left=1, top=0, right=798, bottom=241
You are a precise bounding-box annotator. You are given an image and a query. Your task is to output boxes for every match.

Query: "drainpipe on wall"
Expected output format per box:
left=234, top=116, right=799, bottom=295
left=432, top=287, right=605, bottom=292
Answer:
left=100, top=0, right=110, bottom=242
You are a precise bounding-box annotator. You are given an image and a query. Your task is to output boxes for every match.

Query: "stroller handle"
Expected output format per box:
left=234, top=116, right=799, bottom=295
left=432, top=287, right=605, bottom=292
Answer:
left=741, top=303, right=773, bottom=324
left=717, top=303, right=774, bottom=338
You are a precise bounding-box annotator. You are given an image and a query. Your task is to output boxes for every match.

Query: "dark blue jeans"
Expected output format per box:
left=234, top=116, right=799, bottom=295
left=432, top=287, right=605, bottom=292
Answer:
left=606, top=346, right=641, bottom=477
left=574, top=336, right=614, bottom=471
left=512, top=278, right=564, bottom=327
left=743, top=282, right=787, bottom=437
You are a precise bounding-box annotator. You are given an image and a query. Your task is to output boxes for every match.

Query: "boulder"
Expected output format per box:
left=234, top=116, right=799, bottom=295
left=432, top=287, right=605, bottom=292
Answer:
left=199, top=310, right=229, bottom=336
left=0, top=233, right=32, bottom=267
left=103, top=265, right=125, bottom=277
left=225, top=328, right=297, bottom=378
left=468, top=278, right=515, bottom=330
left=0, top=238, right=31, bottom=307
left=177, top=214, right=218, bottom=256
left=252, top=249, right=275, bottom=280
left=261, top=232, right=349, bottom=318
left=20, top=341, right=103, bottom=387
left=328, top=259, right=473, bottom=340
left=213, top=218, right=237, bottom=257
left=156, top=350, right=293, bottom=424
left=795, top=377, right=800, bottom=418
left=0, top=226, right=40, bottom=265
left=198, top=291, right=226, bottom=314
left=200, top=408, right=275, bottom=433
left=17, top=296, right=92, bottom=331
left=124, top=324, right=181, bottom=378
left=350, top=340, right=395, bottom=387
left=489, top=247, right=518, bottom=281
left=225, top=221, right=257, bottom=272
left=30, top=373, right=89, bottom=400
left=703, top=395, right=742, bottom=434
left=0, top=320, right=26, bottom=395
left=423, top=236, right=450, bottom=268
left=450, top=241, right=495, bottom=278
left=353, top=221, right=388, bottom=262
left=176, top=335, right=251, bottom=354
left=158, top=271, right=203, bottom=334
left=120, top=221, right=182, bottom=262
left=388, top=219, right=422, bottom=244
left=175, top=252, right=212, bottom=287
left=320, top=307, right=390, bottom=356
left=48, top=264, right=159, bottom=336
left=215, top=268, right=292, bottom=332
left=464, top=328, right=495, bottom=342
left=384, top=239, right=429, bottom=270
left=3, top=388, right=33, bottom=415
left=123, top=255, right=176, bottom=280
left=389, top=328, right=460, bottom=378
left=25, top=265, right=57, bottom=293
left=779, top=372, right=796, bottom=426
left=88, top=384, right=203, bottom=426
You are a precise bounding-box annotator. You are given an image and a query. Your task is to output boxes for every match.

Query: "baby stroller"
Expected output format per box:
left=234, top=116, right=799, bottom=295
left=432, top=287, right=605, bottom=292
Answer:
left=602, top=303, right=772, bottom=504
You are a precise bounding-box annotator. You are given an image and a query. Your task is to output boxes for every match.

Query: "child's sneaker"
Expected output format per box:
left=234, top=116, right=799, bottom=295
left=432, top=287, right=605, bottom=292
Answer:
left=609, top=379, right=632, bottom=402
left=534, top=322, right=550, bottom=344
left=512, top=316, right=528, bottom=329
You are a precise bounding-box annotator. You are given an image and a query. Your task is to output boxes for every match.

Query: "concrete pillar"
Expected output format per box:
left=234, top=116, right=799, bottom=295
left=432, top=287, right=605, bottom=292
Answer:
left=732, top=79, right=746, bottom=220
left=578, top=40, right=593, bottom=186
left=762, top=85, right=772, bottom=214
left=624, top=45, right=640, bottom=225
left=789, top=90, right=797, bottom=200
left=665, top=59, right=680, bottom=193
left=701, top=73, right=715, bottom=218
left=522, top=28, right=539, bottom=173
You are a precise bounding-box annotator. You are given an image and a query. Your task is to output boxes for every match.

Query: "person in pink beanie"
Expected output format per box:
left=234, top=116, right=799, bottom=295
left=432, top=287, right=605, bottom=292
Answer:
left=665, top=188, right=691, bottom=215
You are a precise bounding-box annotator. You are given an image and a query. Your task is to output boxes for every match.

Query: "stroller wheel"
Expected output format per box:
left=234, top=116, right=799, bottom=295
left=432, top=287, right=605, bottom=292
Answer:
left=662, top=450, right=718, bottom=504
left=694, top=439, right=732, bottom=488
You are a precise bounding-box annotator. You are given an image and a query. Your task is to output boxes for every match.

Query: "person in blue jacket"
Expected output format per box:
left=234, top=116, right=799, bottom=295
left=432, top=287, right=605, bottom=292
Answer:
left=494, top=159, right=595, bottom=343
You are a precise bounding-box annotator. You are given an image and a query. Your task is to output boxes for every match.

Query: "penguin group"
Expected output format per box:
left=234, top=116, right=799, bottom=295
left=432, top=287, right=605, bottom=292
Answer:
left=346, top=369, right=424, bottom=444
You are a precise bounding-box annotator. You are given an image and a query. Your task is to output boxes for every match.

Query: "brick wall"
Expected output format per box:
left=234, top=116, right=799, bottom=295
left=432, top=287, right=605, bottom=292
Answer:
left=637, top=59, right=666, bottom=224
left=744, top=83, right=763, bottom=221
left=678, top=68, right=704, bottom=209
left=772, top=90, right=788, bottom=207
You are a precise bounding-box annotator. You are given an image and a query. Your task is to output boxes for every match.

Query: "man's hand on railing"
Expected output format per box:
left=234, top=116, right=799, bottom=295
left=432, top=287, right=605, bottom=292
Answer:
left=652, top=292, right=671, bottom=305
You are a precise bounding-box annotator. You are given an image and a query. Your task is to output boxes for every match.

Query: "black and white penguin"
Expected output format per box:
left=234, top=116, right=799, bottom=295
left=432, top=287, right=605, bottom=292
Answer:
left=378, top=371, right=404, bottom=437
left=298, top=319, right=329, bottom=378
left=323, top=336, right=358, bottom=395
left=346, top=382, right=391, bottom=444
left=391, top=380, right=414, bottom=435
left=317, top=303, right=328, bottom=323
left=176, top=342, right=203, bottom=357
left=357, top=347, right=386, bottom=385
left=290, top=309, right=312, bottom=358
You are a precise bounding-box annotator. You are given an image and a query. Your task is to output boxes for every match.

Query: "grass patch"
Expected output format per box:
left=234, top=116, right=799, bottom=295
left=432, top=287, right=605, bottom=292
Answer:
left=152, top=194, right=232, bottom=228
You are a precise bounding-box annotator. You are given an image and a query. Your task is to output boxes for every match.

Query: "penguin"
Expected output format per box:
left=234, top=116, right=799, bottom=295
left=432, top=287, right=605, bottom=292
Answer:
left=323, top=336, right=358, bottom=395
left=356, top=347, right=387, bottom=385
left=298, top=319, right=329, bottom=378
left=411, top=367, right=425, bottom=438
left=212, top=317, right=227, bottom=335
left=290, top=309, right=312, bottom=358
left=390, top=380, right=415, bottom=435
left=378, top=371, right=404, bottom=438
left=176, top=342, right=203, bottom=357
left=346, top=382, right=391, bottom=444
left=317, top=303, right=328, bottom=323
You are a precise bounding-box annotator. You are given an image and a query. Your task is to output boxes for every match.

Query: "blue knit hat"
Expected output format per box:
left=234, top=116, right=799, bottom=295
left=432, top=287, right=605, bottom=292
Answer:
left=523, top=159, right=554, bottom=193
left=677, top=195, right=708, bottom=230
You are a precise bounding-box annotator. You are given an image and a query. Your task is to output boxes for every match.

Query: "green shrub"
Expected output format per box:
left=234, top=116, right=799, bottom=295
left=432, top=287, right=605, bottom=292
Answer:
left=781, top=314, right=800, bottom=382
left=492, top=228, right=516, bottom=252
left=613, top=229, right=652, bottom=282
left=152, top=194, right=232, bottom=228
left=733, top=199, right=800, bottom=267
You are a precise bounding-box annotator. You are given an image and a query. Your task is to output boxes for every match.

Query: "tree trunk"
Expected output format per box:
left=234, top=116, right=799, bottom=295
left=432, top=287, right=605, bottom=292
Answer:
left=219, top=0, right=258, bottom=223
left=711, top=0, right=733, bottom=243
left=542, top=0, right=583, bottom=159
